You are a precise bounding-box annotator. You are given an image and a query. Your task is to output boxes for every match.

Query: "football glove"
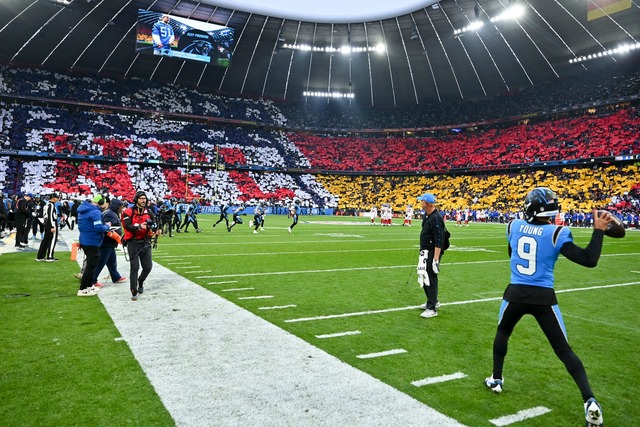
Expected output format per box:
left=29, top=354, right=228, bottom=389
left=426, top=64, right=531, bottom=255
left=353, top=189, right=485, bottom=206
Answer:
left=432, top=260, right=440, bottom=274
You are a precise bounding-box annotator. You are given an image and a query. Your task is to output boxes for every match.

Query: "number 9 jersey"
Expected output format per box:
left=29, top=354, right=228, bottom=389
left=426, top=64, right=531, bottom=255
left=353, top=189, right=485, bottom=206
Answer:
left=507, top=219, right=572, bottom=289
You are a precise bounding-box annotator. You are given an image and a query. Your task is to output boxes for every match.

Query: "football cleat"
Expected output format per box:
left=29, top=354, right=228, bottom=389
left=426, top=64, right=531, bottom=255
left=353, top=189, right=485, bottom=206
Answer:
left=485, top=376, right=503, bottom=393
left=584, top=398, right=603, bottom=426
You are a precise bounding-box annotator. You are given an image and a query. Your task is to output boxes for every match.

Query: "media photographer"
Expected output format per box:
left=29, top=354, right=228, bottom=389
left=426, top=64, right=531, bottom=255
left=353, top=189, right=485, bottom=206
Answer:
left=122, top=191, right=159, bottom=301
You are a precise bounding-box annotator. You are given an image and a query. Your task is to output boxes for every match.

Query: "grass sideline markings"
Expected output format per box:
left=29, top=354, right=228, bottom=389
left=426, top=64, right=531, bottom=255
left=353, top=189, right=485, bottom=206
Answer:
left=285, top=281, right=640, bottom=323
left=221, top=287, right=255, bottom=292
left=194, top=260, right=509, bottom=279
left=204, top=257, right=509, bottom=280
left=181, top=270, right=211, bottom=273
left=206, top=280, right=239, bottom=285
left=238, top=295, right=274, bottom=300
left=356, top=349, right=407, bottom=359
left=315, top=330, right=362, bottom=339
left=489, top=406, right=552, bottom=426
left=411, top=372, right=468, bottom=387
left=166, top=261, right=193, bottom=265
left=563, top=313, right=640, bottom=333
left=156, top=247, right=416, bottom=258
left=258, top=305, right=297, bottom=310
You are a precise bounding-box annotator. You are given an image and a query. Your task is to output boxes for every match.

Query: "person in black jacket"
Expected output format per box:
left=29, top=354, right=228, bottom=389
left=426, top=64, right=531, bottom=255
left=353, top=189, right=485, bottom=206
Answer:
left=68, top=200, right=80, bottom=230
left=14, top=193, right=33, bottom=248
left=91, top=198, right=126, bottom=287
left=31, top=195, right=45, bottom=240
left=0, top=194, right=7, bottom=238
left=416, top=193, right=446, bottom=319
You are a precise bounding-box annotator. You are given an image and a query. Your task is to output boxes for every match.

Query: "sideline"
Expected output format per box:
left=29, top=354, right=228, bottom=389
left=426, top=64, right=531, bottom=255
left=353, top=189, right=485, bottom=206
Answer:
left=57, top=228, right=466, bottom=427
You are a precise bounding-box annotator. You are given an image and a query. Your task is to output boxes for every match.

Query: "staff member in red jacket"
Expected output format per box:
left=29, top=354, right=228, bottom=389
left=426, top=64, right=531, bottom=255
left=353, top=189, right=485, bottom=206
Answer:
left=122, top=191, right=158, bottom=301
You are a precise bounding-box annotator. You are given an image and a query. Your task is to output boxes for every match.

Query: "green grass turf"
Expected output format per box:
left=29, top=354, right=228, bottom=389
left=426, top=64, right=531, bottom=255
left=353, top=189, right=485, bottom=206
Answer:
left=0, top=253, right=173, bottom=426
left=2, top=215, right=639, bottom=426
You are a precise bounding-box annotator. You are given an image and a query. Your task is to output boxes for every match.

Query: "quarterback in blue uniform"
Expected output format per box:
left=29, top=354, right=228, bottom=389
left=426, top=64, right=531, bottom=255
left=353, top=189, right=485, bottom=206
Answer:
left=485, top=187, right=612, bottom=427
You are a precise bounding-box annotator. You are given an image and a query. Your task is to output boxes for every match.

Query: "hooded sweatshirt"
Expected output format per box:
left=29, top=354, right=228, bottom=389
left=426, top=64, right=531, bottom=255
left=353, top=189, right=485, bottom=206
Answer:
left=77, top=200, right=109, bottom=247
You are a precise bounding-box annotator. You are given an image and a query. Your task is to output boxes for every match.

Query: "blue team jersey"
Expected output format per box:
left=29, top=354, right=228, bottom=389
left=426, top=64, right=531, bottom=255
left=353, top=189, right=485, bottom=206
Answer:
left=507, top=219, right=573, bottom=289
left=152, top=22, right=174, bottom=47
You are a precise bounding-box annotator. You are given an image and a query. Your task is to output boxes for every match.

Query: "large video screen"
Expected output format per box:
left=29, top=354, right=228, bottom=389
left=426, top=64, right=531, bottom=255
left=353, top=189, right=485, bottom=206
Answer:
left=135, top=9, right=235, bottom=67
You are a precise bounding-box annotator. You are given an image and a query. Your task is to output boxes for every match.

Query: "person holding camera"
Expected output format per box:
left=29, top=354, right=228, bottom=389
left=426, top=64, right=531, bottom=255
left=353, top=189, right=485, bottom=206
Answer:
left=122, top=191, right=158, bottom=301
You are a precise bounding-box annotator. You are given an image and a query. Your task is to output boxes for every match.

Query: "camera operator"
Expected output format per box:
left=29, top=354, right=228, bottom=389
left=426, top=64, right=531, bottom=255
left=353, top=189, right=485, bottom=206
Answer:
left=122, top=191, right=159, bottom=301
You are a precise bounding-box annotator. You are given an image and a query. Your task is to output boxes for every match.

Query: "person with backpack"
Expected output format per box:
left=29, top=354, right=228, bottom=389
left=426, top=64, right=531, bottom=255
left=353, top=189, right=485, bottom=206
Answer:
left=416, top=192, right=449, bottom=319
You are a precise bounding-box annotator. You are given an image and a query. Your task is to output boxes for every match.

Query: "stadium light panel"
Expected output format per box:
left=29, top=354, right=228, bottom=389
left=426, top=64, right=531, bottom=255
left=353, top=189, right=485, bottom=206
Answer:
left=303, top=91, right=354, bottom=99
left=570, top=42, right=640, bottom=64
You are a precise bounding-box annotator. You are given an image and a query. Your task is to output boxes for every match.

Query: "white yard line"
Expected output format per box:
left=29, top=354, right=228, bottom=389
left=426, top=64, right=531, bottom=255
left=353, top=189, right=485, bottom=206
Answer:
left=316, top=331, right=361, bottom=339
left=258, top=304, right=298, bottom=310
left=489, top=407, right=552, bottom=426
left=412, top=372, right=468, bottom=387
left=285, top=282, right=640, bottom=323
left=356, top=349, right=407, bottom=359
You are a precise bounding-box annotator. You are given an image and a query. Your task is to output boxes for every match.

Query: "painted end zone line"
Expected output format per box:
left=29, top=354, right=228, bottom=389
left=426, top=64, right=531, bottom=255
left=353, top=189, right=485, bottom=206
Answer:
left=490, top=406, right=551, bottom=426
left=411, top=372, right=467, bottom=387
left=316, top=330, right=361, bottom=339
left=356, top=349, right=407, bottom=359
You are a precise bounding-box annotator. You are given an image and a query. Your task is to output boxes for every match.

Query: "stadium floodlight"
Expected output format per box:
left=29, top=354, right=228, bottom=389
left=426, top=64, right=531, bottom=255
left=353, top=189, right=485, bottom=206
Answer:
left=303, top=91, right=355, bottom=99
left=453, top=20, right=484, bottom=36
left=283, top=43, right=384, bottom=54
left=490, top=3, right=526, bottom=23
left=570, top=42, right=640, bottom=64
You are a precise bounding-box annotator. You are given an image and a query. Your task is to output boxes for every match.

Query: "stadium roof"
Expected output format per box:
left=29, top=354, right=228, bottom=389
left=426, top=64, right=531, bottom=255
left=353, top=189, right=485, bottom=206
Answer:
left=1, top=0, right=639, bottom=106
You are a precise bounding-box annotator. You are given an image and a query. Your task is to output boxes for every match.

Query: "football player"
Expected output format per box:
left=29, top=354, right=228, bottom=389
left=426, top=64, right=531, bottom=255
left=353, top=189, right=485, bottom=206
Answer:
left=485, top=187, right=612, bottom=427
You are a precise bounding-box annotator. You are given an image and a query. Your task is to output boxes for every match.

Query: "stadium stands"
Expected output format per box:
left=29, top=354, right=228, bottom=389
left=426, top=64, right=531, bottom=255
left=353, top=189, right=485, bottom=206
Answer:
left=1, top=64, right=639, bottom=219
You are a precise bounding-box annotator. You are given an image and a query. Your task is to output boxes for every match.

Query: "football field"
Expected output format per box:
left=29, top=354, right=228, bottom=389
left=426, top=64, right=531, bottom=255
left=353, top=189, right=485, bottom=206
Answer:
left=154, top=215, right=639, bottom=426
left=1, top=214, right=638, bottom=426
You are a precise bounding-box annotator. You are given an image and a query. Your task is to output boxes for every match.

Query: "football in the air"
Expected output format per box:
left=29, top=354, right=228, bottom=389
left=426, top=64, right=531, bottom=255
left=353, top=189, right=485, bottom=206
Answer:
left=597, top=210, right=625, bottom=238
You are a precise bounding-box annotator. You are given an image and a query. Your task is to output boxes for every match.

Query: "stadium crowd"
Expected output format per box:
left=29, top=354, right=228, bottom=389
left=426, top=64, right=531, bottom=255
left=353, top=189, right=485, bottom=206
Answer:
left=1, top=62, right=639, bottom=224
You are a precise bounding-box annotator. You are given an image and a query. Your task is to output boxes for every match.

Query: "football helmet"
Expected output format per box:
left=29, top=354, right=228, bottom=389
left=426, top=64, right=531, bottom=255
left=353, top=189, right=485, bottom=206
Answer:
left=524, top=187, right=559, bottom=222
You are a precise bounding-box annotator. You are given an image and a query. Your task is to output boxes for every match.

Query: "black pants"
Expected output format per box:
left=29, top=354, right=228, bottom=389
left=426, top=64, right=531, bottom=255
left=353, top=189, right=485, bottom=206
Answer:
left=37, top=226, right=58, bottom=260
left=14, top=217, right=27, bottom=246
left=126, top=240, right=153, bottom=294
left=421, top=249, right=441, bottom=310
left=492, top=300, right=594, bottom=401
left=31, top=218, right=44, bottom=236
left=80, top=245, right=101, bottom=291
